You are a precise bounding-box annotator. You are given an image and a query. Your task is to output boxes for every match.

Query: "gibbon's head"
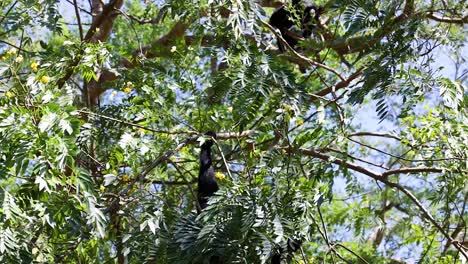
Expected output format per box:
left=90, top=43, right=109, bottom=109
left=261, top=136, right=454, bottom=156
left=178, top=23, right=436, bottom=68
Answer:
left=202, top=131, right=217, bottom=148
left=306, top=5, right=324, bottom=20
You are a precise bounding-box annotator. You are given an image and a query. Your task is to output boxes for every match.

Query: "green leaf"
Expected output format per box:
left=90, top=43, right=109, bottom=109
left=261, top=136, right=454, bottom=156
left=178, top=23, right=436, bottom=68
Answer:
left=59, top=119, right=73, bottom=135
left=38, top=112, right=58, bottom=132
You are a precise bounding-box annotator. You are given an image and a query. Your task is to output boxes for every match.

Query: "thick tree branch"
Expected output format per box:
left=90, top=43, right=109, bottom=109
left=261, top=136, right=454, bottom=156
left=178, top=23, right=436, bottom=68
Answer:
left=426, top=13, right=468, bottom=24
left=66, top=0, right=468, bottom=91
left=258, top=0, right=283, bottom=8
left=85, top=0, right=124, bottom=42
left=56, top=0, right=124, bottom=89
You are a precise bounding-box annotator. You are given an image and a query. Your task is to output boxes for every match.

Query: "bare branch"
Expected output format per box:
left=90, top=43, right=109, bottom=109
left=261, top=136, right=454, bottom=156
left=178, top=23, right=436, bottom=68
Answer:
left=333, top=243, right=370, bottom=264
left=311, top=67, right=363, bottom=100
left=427, top=13, right=468, bottom=24
left=0, top=39, right=31, bottom=53
left=0, top=1, right=18, bottom=25
left=65, top=0, right=92, bottom=15
left=151, top=179, right=196, bottom=186
left=97, top=124, right=465, bottom=257
left=382, top=167, right=443, bottom=178
left=347, top=137, right=464, bottom=163
left=72, top=0, right=84, bottom=40
left=257, top=0, right=283, bottom=8
left=349, top=132, right=402, bottom=141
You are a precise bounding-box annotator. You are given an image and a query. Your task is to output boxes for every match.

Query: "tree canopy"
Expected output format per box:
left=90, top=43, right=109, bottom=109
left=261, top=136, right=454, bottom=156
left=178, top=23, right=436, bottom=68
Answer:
left=0, top=0, right=467, bottom=263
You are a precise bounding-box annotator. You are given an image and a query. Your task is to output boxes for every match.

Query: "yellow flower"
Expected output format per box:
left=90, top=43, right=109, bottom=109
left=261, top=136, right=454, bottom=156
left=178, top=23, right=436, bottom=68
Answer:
left=122, top=174, right=130, bottom=183
left=5, top=91, right=14, bottom=98
left=215, top=172, right=226, bottom=181
left=30, top=62, right=38, bottom=72
left=138, top=127, right=148, bottom=134
left=111, top=90, right=118, bottom=97
left=126, top=81, right=134, bottom=88
left=296, top=119, right=304, bottom=126
left=6, top=48, right=16, bottom=56
left=15, top=55, right=23, bottom=63
left=283, top=104, right=292, bottom=112
left=1, top=56, right=6, bottom=61
left=170, top=46, right=177, bottom=53
left=40, top=75, right=50, bottom=84
left=123, top=81, right=134, bottom=94
left=123, top=87, right=132, bottom=94
left=99, top=185, right=106, bottom=192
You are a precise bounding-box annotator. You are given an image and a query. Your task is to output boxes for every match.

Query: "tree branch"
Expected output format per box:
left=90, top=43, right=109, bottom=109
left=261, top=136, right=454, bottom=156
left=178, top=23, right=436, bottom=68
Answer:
left=260, top=19, right=346, bottom=81
left=286, top=146, right=468, bottom=258
left=311, top=67, right=363, bottom=100
left=349, top=132, right=402, bottom=141
left=84, top=0, right=124, bottom=42
left=382, top=167, right=443, bottom=178
left=56, top=0, right=124, bottom=89
left=72, top=0, right=84, bottom=41
left=426, top=13, right=468, bottom=24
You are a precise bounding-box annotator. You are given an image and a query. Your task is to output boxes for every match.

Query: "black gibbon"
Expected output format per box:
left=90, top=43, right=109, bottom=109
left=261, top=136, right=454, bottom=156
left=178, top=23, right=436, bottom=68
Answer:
left=196, top=132, right=224, bottom=263
left=197, top=131, right=219, bottom=211
left=269, top=0, right=323, bottom=52
left=196, top=132, right=301, bottom=263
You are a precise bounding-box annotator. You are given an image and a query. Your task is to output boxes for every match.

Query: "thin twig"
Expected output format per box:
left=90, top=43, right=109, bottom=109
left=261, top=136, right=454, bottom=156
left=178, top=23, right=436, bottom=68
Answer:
left=73, top=0, right=84, bottom=41
left=214, top=139, right=233, bottom=179
left=0, top=39, right=31, bottom=53
left=0, top=1, right=18, bottom=25
left=348, top=137, right=465, bottom=162
left=333, top=243, right=370, bottom=264
left=65, top=0, right=92, bottom=15
left=349, top=132, right=402, bottom=141
left=78, top=110, right=198, bottom=135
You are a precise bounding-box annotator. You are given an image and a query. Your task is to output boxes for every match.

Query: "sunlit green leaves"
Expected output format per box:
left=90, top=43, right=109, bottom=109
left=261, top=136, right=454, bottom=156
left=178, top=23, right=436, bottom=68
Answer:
left=0, top=0, right=466, bottom=262
left=438, top=77, right=465, bottom=110
left=83, top=193, right=106, bottom=238
left=38, top=112, right=58, bottom=132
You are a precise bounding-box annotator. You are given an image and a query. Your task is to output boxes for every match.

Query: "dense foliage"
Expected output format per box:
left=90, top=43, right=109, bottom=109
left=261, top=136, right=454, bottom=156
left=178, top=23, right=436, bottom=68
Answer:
left=0, top=0, right=467, bottom=263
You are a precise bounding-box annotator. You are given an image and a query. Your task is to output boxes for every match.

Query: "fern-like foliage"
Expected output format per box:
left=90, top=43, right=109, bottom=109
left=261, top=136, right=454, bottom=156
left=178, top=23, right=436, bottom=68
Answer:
left=147, top=177, right=317, bottom=263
